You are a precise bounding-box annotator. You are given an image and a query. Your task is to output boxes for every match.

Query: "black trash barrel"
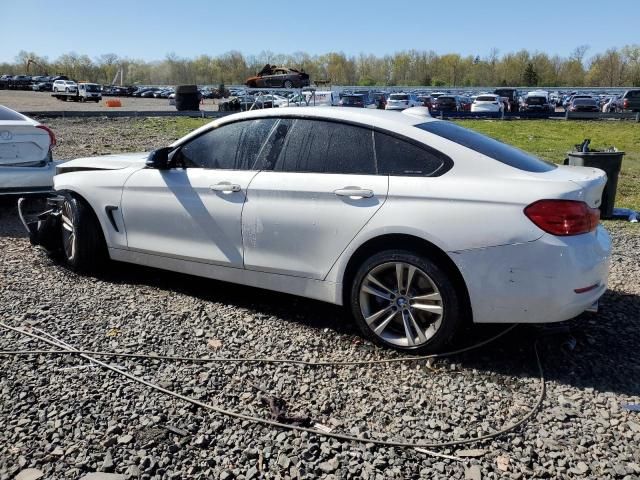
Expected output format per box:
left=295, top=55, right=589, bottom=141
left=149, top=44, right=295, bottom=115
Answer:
left=175, top=85, right=200, bottom=111
left=566, top=150, right=624, bottom=219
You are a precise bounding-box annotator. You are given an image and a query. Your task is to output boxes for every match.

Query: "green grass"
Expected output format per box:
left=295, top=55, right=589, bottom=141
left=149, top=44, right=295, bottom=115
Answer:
left=456, top=120, right=640, bottom=211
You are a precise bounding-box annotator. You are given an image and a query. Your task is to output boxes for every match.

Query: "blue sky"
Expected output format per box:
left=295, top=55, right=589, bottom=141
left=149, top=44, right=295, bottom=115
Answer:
left=3, top=0, right=639, bottom=63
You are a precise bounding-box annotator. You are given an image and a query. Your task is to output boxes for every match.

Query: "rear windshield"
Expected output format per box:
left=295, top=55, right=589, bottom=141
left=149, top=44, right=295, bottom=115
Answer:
left=438, top=96, right=456, bottom=102
left=494, top=89, right=514, bottom=97
left=476, top=96, right=496, bottom=101
left=342, top=96, right=363, bottom=104
left=526, top=96, right=546, bottom=105
left=390, top=94, right=408, bottom=100
left=574, top=99, right=595, bottom=105
left=626, top=90, right=640, bottom=98
left=416, top=121, right=556, bottom=172
left=0, top=106, right=25, bottom=121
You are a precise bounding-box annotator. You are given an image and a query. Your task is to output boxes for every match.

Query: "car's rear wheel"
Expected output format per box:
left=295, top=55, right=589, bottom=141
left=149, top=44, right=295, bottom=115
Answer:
left=60, top=193, right=107, bottom=273
left=350, top=250, right=462, bottom=354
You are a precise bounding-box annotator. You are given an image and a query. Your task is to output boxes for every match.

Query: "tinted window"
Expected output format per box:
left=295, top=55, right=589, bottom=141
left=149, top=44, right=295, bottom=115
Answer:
left=476, top=96, right=497, bottom=101
left=0, top=106, right=25, bottom=121
left=272, top=119, right=375, bottom=174
left=627, top=90, right=640, bottom=98
left=177, top=119, right=277, bottom=169
left=375, top=131, right=447, bottom=177
left=417, top=121, right=555, bottom=173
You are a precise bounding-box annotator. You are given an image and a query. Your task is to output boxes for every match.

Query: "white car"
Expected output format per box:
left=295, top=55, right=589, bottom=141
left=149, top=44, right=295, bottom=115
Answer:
left=385, top=93, right=421, bottom=110
left=52, top=80, right=77, bottom=93
left=471, top=94, right=504, bottom=113
left=256, top=94, right=289, bottom=108
left=21, top=107, right=611, bottom=353
left=0, top=106, right=57, bottom=195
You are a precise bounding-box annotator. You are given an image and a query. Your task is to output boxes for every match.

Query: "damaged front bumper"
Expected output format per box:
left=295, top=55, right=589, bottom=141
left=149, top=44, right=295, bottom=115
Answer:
left=17, top=194, right=65, bottom=254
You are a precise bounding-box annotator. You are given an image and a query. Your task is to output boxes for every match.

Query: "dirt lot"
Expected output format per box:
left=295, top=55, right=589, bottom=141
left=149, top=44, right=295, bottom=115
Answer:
left=0, top=90, right=220, bottom=113
left=1, top=118, right=640, bottom=480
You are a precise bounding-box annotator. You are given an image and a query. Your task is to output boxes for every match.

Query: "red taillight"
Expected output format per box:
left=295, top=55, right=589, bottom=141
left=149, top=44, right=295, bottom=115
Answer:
left=623, top=99, right=629, bottom=108
left=524, top=200, right=600, bottom=236
left=36, top=125, right=57, bottom=149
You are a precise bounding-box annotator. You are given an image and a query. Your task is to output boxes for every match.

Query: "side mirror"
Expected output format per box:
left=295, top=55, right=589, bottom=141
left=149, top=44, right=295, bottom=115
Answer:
left=146, top=147, right=172, bottom=169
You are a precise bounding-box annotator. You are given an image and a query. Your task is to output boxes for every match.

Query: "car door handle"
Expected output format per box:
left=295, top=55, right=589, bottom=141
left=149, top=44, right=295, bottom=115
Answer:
left=334, top=187, right=374, bottom=198
left=210, top=182, right=241, bottom=193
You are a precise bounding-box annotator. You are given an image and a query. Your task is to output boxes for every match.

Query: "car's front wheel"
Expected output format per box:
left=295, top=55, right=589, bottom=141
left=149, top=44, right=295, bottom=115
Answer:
left=350, top=250, right=462, bottom=354
left=283, top=80, right=293, bottom=89
left=60, top=193, right=107, bottom=273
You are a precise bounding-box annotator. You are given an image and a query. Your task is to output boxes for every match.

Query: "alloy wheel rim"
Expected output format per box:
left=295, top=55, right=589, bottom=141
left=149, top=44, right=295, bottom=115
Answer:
left=61, top=201, right=76, bottom=260
left=359, top=262, right=443, bottom=347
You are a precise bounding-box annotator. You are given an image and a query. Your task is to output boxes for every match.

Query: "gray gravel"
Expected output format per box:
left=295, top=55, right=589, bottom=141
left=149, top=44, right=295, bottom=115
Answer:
left=1, top=119, right=640, bottom=479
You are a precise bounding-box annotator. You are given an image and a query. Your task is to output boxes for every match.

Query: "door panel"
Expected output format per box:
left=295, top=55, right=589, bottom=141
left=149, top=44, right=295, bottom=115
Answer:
left=121, top=168, right=257, bottom=267
left=242, top=172, right=388, bottom=279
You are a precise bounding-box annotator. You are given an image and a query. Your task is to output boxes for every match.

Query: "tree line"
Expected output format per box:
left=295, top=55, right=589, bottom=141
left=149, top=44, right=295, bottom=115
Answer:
left=3, top=45, right=640, bottom=87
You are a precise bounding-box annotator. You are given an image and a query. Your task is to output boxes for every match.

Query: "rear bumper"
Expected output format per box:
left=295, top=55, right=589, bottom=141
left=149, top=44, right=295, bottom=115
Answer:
left=450, top=225, right=611, bottom=324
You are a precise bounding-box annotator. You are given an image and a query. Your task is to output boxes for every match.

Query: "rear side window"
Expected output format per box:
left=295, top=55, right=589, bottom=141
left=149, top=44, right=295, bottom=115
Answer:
left=0, top=106, right=25, bottom=121
left=417, top=121, right=556, bottom=173
left=627, top=90, right=640, bottom=98
left=375, top=131, right=449, bottom=177
left=177, top=118, right=276, bottom=169
left=272, top=119, right=375, bottom=174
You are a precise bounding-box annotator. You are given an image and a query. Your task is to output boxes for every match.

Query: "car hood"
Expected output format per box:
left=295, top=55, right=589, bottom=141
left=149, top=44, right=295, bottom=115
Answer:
left=56, top=152, right=148, bottom=174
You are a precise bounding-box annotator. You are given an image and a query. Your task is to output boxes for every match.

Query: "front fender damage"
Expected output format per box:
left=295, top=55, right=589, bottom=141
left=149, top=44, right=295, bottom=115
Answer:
left=17, top=195, right=64, bottom=254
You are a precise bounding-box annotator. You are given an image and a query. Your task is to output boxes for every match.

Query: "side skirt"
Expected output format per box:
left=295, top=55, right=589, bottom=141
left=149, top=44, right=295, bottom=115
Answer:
left=108, top=248, right=343, bottom=305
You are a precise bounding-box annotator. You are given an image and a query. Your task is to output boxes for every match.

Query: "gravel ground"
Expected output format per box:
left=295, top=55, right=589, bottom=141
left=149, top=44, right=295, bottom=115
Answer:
left=0, top=90, right=220, bottom=113
left=1, top=119, right=640, bottom=479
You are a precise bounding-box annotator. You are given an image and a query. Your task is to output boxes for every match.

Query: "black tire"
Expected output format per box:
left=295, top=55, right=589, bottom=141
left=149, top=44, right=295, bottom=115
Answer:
left=349, top=249, right=462, bottom=354
left=60, top=192, right=108, bottom=273
left=283, top=80, right=293, bottom=89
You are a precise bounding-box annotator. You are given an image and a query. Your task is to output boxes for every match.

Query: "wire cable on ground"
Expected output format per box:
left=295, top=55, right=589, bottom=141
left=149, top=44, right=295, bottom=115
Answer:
left=0, top=323, right=518, bottom=365
left=0, top=321, right=545, bottom=462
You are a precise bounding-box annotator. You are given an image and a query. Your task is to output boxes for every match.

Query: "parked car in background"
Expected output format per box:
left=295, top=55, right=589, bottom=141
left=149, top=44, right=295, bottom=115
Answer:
left=614, top=89, right=640, bottom=112
left=77, top=83, right=102, bottom=102
left=52, top=80, right=77, bottom=93
left=32, top=81, right=53, bottom=92
left=458, top=96, right=473, bottom=111
left=471, top=94, right=504, bottom=113
left=601, top=96, right=618, bottom=112
left=416, top=95, right=433, bottom=109
left=568, top=98, right=600, bottom=112
left=432, top=95, right=461, bottom=112
left=245, top=65, right=310, bottom=89
left=25, top=107, right=611, bottom=354
left=493, top=88, right=520, bottom=112
left=0, top=106, right=57, bottom=195
left=339, top=94, right=366, bottom=108
left=385, top=93, right=421, bottom=110
left=520, top=91, right=554, bottom=112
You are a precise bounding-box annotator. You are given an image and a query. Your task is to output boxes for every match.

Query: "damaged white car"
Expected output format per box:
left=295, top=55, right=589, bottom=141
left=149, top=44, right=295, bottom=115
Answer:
left=19, top=107, right=611, bottom=353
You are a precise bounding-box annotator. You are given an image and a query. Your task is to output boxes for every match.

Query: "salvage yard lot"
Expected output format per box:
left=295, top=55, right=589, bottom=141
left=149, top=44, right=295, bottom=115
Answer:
left=1, top=116, right=639, bottom=479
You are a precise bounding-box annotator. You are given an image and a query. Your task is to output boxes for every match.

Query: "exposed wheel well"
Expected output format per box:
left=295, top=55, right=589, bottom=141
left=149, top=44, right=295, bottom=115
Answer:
left=341, top=234, right=473, bottom=324
left=60, top=190, right=108, bottom=244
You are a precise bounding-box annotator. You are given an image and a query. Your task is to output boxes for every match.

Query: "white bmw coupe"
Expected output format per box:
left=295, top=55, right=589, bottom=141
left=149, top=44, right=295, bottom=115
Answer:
left=20, top=107, right=611, bottom=353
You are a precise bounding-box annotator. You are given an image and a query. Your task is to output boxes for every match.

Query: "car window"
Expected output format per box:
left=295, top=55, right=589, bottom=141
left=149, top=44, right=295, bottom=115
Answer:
left=375, top=131, right=449, bottom=177
left=0, top=106, right=25, bottom=121
left=176, top=118, right=277, bottom=170
left=627, top=90, right=640, bottom=98
left=271, top=119, right=375, bottom=174
left=417, top=121, right=556, bottom=173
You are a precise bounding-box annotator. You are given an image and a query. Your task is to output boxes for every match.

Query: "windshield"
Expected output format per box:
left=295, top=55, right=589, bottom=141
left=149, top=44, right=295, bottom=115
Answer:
left=416, top=121, right=556, bottom=172
left=85, top=84, right=100, bottom=92
left=390, top=94, right=408, bottom=100
left=494, top=89, right=514, bottom=97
